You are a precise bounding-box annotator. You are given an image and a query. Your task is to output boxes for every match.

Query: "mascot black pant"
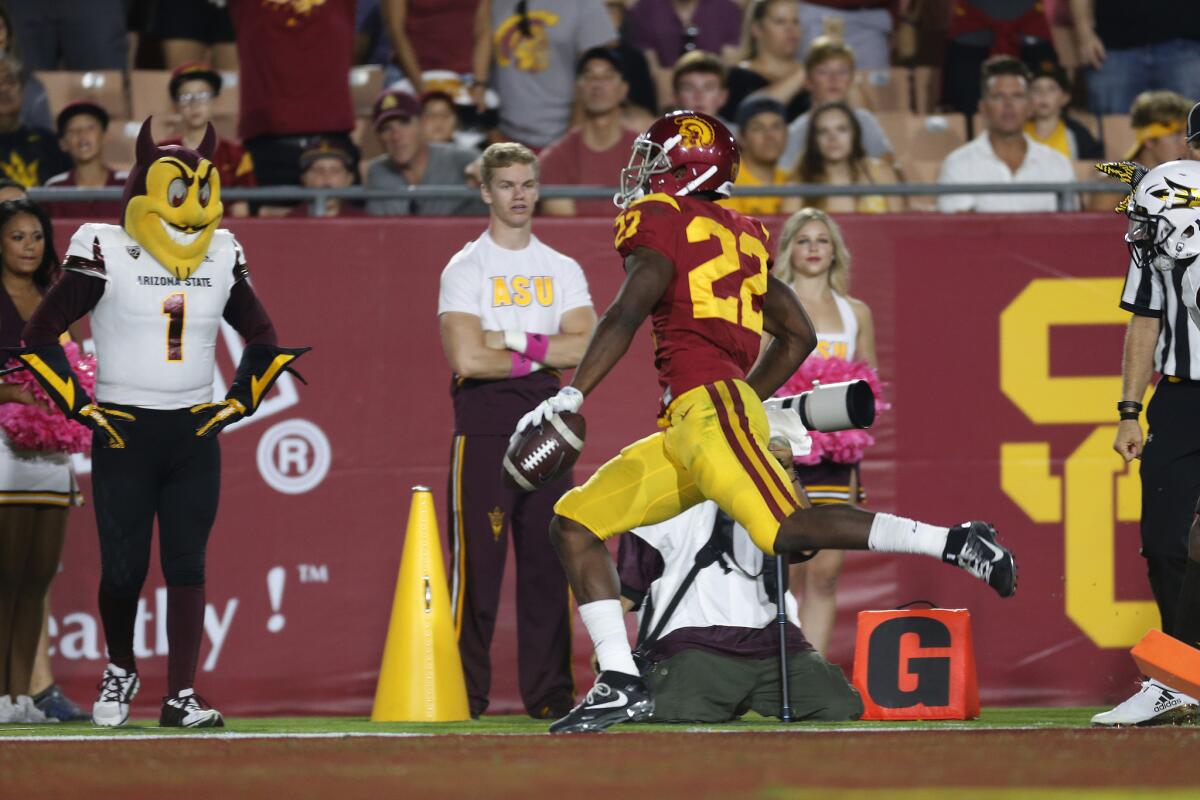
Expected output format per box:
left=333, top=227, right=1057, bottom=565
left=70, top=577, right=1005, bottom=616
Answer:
left=92, top=405, right=221, bottom=597
left=92, top=405, right=220, bottom=689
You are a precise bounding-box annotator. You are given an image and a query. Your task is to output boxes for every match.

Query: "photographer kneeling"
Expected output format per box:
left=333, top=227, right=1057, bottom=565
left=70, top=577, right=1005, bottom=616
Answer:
left=617, top=410, right=863, bottom=723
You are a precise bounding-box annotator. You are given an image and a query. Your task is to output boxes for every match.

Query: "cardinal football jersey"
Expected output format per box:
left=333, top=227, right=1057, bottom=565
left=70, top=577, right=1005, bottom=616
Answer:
left=614, top=193, right=772, bottom=405
left=62, top=223, right=240, bottom=409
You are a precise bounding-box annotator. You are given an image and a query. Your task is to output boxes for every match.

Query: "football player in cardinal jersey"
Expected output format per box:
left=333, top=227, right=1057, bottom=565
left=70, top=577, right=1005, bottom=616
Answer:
left=512, top=110, right=1018, bottom=733
left=8, top=118, right=307, bottom=728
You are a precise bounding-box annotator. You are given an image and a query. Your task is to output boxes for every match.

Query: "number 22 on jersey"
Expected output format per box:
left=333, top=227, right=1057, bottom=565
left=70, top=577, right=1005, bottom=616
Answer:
left=686, top=217, right=768, bottom=333
left=162, top=293, right=185, bottom=361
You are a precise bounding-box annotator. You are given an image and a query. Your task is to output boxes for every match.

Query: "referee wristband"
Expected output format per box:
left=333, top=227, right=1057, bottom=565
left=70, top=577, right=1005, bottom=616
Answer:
left=1117, top=400, right=1142, bottom=421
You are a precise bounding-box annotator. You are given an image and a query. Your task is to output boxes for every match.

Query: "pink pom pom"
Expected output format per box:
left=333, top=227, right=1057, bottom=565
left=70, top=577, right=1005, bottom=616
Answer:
left=775, top=355, right=889, bottom=465
left=0, top=341, right=96, bottom=454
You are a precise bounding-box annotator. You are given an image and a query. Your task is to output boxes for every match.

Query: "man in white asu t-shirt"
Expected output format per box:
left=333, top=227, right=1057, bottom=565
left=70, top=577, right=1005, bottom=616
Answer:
left=437, top=142, right=596, bottom=719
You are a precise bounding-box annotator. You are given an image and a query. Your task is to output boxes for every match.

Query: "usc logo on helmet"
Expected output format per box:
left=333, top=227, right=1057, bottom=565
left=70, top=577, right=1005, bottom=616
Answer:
left=675, top=116, right=715, bottom=148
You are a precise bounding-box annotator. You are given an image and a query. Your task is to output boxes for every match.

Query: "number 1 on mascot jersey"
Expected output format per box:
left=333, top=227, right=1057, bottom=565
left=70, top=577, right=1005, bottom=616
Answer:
left=1, top=116, right=310, bottom=729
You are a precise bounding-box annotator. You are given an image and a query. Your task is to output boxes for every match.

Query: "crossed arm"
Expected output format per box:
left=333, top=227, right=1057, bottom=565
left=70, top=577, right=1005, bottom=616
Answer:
left=439, top=305, right=598, bottom=381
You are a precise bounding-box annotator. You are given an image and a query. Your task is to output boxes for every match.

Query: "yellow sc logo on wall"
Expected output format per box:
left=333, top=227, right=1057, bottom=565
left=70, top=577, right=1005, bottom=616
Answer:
left=999, top=278, right=1156, bottom=648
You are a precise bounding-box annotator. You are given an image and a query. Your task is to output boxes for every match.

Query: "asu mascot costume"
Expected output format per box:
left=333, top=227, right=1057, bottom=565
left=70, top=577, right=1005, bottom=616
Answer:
left=10, top=119, right=307, bottom=727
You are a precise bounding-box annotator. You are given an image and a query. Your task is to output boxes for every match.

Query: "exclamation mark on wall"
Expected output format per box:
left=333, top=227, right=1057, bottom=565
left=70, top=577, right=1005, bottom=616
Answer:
left=267, top=566, right=286, bottom=633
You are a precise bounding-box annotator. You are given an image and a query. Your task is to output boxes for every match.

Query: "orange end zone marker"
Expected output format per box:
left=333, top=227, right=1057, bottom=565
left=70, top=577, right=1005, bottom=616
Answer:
left=1131, top=629, right=1200, bottom=699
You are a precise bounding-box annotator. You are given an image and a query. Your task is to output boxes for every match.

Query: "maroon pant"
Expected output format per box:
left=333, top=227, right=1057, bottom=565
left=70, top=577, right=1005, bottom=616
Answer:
left=447, top=434, right=575, bottom=718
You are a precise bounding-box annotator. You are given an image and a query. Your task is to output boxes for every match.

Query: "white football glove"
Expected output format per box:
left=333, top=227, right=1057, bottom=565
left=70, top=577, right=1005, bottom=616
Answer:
left=514, top=386, right=584, bottom=437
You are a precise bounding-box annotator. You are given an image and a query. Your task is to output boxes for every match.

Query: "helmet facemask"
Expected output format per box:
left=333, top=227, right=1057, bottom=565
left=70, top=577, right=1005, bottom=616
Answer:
left=1126, top=204, right=1175, bottom=271
left=615, top=134, right=674, bottom=209
left=1126, top=203, right=1200, bottom=271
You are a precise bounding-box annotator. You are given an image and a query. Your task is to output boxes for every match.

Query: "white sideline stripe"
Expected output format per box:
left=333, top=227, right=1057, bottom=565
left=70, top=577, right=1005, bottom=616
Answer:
left=0, top=724, right=1065, bottom=742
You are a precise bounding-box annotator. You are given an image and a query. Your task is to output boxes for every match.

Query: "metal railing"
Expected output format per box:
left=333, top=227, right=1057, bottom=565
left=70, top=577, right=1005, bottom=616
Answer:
left=25, top=180, right=1122, bottom=216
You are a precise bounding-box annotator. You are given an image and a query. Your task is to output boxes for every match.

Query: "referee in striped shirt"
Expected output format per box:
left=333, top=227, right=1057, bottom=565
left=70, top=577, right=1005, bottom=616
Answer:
left=1114, top=129, right=1200, bottom=638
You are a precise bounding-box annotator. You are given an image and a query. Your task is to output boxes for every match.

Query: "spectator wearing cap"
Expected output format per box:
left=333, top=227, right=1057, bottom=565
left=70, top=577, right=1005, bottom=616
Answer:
left=287, top=140, right=365, bottom=218
left=1024, top=65, right=1102, bottom=161
left=721, top=1, right=809, bottom=124
left=540, top=47, right=641, bottom=217
left=1126, top=90, right=1191, bottom=169
left=228, top=0, right=356, bottom=188
left=779, top=37, right=891, bottom=173
left=160, top=63, right=257, bottom=218
left=671, top=51, right=737, bottom=133
left=719, top=97, right=793, bottom=217
left=365, top=89, right=486, bottom=216
left=42, top=102, right=126, bottom=220
left=488, top=0, right=618, bottom=149
left=0, top=54, right=68, bottom=188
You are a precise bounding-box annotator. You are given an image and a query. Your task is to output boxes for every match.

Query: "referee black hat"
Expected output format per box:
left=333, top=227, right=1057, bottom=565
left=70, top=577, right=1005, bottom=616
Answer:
left=1189, top=101, right=1200, bottom=146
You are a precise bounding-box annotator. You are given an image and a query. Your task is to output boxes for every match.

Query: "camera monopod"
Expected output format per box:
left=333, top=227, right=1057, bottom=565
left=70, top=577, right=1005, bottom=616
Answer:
left=762, top=380, right=876, bottom=722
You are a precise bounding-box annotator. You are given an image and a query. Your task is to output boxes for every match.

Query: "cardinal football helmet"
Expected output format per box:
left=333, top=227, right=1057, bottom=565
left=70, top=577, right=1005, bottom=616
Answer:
left=615, top=110, right=739, bottom=209
left=1126, top=160, right=1200, bottom=270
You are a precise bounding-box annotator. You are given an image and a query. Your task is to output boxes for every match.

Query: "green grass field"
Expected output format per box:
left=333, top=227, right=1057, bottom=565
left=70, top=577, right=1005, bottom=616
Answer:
left=0, top=706, right=1100, bottom=736
left=4, top=710, right=1198, bottom=799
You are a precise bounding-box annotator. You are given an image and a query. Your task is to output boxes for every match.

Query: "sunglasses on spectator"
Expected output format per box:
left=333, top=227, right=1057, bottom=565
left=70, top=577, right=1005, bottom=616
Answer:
left=682, top=25, right=700, bottom=54
left=176, top=91, right=214, bottom=106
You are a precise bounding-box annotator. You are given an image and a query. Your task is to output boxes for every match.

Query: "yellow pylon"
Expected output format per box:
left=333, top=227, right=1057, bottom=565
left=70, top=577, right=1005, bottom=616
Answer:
left=371, top=486, right=469, bottom=721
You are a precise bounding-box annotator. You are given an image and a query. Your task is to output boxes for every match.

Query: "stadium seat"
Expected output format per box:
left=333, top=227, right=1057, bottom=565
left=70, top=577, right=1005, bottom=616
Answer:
left=104, top=117, right=180, bottom=169
left=350, top=66, right=384, bottom=117
left=911, top=65, right=942, bottom=114
left=35, top=70, right=128, bottom=120
left=896, top=159, right=941, bottom=211
left=856, top=68, right=912, bottom=113
left=129, top=70, right=172, bottom=120
left=1101, top=114, right=1134, bottom=161
left=878, top=112, right=966, bottom=163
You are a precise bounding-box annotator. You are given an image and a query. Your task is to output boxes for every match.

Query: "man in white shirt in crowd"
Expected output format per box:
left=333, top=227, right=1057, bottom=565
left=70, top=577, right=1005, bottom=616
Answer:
left=937, top=55, right=1076, bottom=214
left=437, top=142, right=597, bottom=719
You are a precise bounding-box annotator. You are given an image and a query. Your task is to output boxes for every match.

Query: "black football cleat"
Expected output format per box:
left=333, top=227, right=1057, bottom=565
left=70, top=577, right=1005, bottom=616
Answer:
left=159, top=689, right=224, bottom=728
left=549, top=670, right=654, bottom=734
left=943, top=521, right=1017, bottom=598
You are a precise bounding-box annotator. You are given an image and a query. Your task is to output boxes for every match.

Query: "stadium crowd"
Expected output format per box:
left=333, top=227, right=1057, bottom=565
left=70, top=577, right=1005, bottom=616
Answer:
left=0, top=0, right=1193, bottom=217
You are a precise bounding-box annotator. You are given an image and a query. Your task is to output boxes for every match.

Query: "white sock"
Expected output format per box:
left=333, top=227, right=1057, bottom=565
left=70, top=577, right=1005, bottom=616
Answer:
left=106, top=663, right=128, bottom=678
left=867, top=513, right=948, bottom=558
left=578, top=599, right=638, bottom=676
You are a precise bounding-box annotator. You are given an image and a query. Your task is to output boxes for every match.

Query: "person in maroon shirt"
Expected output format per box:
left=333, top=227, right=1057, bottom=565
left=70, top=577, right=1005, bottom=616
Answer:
left=539, top=47, right=640, bottom=217
left=227, top=0, right=356, bottom=187
left=286, top=139, right=365, bottom=218
left=160, top=63, right=256, bottom=218
left=43, top=102, right=126, bottom=221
